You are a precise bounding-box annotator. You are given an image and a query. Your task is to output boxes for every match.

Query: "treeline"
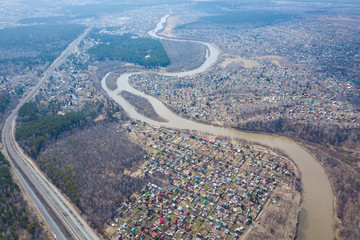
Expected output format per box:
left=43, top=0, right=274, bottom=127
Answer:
left=0, top=24, right=84, bottom=49
left=161, top=40, right=206, bottom=72
left=0, top=24, right=85, bottom=75
left=236, top=116, right=360, bottom=239
left=0, top=153, right=46, bottom=240
left=0, top=91, right=10, bottom=114
left=305, top=140, right=360, bottom=240
left=237, top=117, right=358, bottom=146
left=0, top=91, right=11, bottom=129
left=38, top=123, right=146, bottom=229
left=15, top=101, right=102, bottom=158
left=88, top=32, right=170, bottom=68
left=15, top=99, right=138, bottom=229
left=19, top=16, right=73, bottom=24
left=176, top=11, right=295, bottom=29
left=120, top=90, right=164, bottom=122
left=0, top=91, right=46, bottom=239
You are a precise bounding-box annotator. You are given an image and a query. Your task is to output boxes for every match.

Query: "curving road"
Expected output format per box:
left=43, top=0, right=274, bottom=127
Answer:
left=2, top=28, right=99, bottom=240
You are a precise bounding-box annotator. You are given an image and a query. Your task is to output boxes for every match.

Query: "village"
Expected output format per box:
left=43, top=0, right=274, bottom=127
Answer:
left=129, top=63, right=359, bottom=129
left=136, top=7, right=359, bottom=131
left=173, top=11, right=360, bottom=74
left=105, top=122, right=297, bottom=240
left=0, top=2, right=358, bottom=239
left=37, top=69, right=101, bottom=113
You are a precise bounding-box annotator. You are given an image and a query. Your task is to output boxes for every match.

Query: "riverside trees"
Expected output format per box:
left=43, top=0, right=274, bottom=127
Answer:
left=88, top=32, right=170, bottom=68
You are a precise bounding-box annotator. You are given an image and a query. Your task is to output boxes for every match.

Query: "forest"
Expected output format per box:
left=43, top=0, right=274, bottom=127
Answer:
left=0, top=91, right=11, bottom=126
left=0, top=153, right=45, bottom=240
left=0, top=24, right=85, bottom=75
left=160, top=40, right=206, bottom=72
left=19, top=16, right=74, bottom=24
left=88, top=32, right=170, bottom=68
left=62, top=2, right=137, bottom=18
left=61, top=1, right=176, bottom=18
left=14, top=99, right=148, bottom=230
left=0, top=88, right=46, bottom=239
left=15, top=101, right=104, bottom=159
left=0, top=91, right=10, bottom=114
left=37, top=122, right=147, bottom=229
left=237, top=117, right=358, bottom=146
left=176, top=11, right=295, bottom=29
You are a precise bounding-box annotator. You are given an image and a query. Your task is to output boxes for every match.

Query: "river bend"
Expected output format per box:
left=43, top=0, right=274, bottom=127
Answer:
left=102, top=15, right=334, bottom=240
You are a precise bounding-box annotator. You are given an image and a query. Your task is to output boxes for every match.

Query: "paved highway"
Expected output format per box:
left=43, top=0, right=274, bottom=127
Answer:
left=2, top=28, right=99, bottom=240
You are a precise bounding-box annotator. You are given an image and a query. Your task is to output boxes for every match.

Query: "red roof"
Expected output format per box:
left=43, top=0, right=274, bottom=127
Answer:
left=152, top=232, right=157, bottom=237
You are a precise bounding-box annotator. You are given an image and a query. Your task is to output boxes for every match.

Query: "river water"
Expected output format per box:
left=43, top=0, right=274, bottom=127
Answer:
left=102, top=15, right=334, bottom=240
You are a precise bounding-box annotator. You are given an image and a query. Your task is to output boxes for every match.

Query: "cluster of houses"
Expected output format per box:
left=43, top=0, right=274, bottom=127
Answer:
left=129, top=64, right=359, bottom=128
left=35, top=61, right=103, bottom=113
left=108, top=124, right=295, bottom=239
left=174, top=11, right=359, bottom=74
left=166, top=12, right=360, bottom=129
left=91, top=6, right=166, bottom=38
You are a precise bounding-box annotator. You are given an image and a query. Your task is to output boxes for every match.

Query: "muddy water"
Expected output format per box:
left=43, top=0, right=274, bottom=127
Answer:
left=148, top=15, right=218, bottom=77
left=102, top=15, right=334, bottom=240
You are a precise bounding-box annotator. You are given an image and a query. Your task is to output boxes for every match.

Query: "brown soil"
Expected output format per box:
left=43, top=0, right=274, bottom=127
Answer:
left=257, top=55, right=288, bottom=67
left=245, top=185, right=301, bottom=240
left=159, top=16, right=179, bottom=38
left=220, top=56, right=259, bottom=68
left=119, top=90, right=168, bottom=122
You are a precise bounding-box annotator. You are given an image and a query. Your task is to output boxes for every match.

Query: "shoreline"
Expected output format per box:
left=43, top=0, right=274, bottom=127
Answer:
left=102, top=15, right=334, bottom=240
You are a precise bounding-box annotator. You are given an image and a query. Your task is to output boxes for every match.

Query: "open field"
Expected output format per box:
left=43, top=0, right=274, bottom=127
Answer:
left=220, top=56, right=259, bottom=68
left=159, top=16, right=179, bottom=38
left=257, top=55, right=288, bottom=67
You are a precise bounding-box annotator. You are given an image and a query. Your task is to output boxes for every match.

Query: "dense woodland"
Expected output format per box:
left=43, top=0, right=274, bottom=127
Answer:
left=15, top=98, right=127, bottom=157
left=176, top=11, right=295, bottom=30
left=16, top=101, right=98, bottom=159
left=15, top=100, right=150, bottom=229
left=237, top=117, right=358, bottom=146
left=0, top=91, right=10, bottom=114
left=38, top=123, right=147, bottom=229
left=160, top=40, right=206, bottom=72
left=306, top=141, right=360, bottom=239
left=0, top=24, right=85, bottom=75
left=0, top=91, right=11, bottom=132
left=238, top=118, right=359, bottom=164
left=88, top=32, right=170, bottom=68
left=0, top=94, right=46, bottom=239
left=0, top=153, right=46, bottom=240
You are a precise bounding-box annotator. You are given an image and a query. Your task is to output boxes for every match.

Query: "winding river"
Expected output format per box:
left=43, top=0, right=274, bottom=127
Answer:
left=102, top=15, right=334, bottom=240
